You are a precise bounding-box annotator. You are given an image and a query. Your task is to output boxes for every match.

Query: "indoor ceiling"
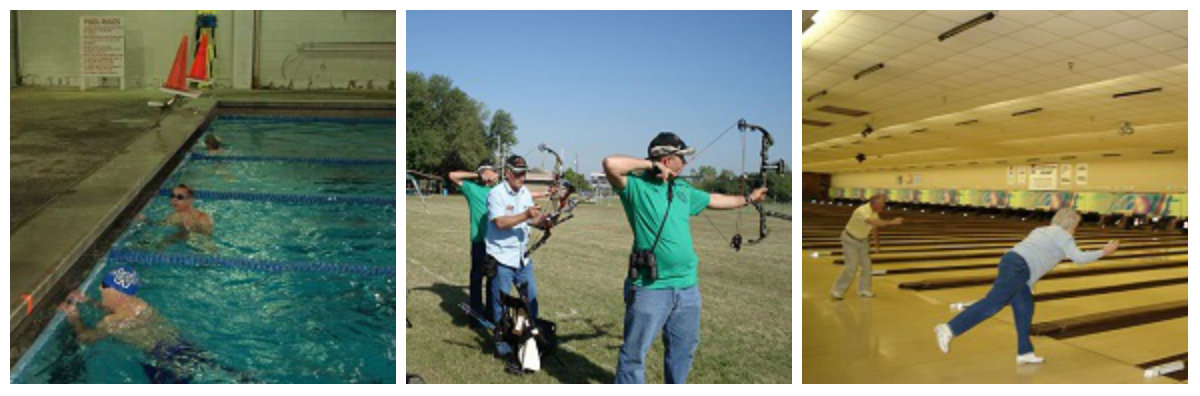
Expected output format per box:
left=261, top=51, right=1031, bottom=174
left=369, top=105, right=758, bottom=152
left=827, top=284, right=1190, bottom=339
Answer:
left=801, top=10, right=1187, bottom=173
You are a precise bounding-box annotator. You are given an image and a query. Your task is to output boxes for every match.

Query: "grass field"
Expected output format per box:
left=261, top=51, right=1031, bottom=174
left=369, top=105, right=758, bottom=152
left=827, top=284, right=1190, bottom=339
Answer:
left=404, top=194, right=792, bottom=383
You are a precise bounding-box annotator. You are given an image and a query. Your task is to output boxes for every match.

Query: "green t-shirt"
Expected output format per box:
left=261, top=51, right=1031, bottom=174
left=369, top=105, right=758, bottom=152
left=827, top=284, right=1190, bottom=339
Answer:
left=617, top=172, right=711, bottom=289
left=461, top=180, right=494, bottom=243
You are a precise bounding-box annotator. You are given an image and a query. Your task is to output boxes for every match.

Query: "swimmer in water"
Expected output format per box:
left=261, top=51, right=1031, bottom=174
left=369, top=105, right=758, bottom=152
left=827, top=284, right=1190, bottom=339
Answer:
left=135, top=184, right=214, bottom=252
left=58, top=266, right=252, bottom=383
left=164, top=184, right=213, bottom=236
left=204, top=134, right=223, bottom=154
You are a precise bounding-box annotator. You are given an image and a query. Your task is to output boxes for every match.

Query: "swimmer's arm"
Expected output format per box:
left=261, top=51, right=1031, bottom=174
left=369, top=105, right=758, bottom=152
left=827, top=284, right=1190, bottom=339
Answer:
left=65, top=312, right=110, bottom=344
left=198, top=213, right=214, bottom=235
left=155, top=212, right=181, bottom=227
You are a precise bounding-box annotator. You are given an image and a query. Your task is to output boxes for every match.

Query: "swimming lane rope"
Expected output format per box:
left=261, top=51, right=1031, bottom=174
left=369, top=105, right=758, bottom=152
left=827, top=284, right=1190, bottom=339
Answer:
left=107, top=248, right=395, bottom=277
left=214, top=114, right=395, bottom=125
left=157, top=188, right=395, bottom=206
left=188, top=152, right=394, bottom=165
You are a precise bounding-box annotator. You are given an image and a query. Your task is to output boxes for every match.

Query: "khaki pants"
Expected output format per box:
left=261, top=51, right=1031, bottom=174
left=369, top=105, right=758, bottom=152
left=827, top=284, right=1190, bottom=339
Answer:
left=831, top=231, right=871, bottom=296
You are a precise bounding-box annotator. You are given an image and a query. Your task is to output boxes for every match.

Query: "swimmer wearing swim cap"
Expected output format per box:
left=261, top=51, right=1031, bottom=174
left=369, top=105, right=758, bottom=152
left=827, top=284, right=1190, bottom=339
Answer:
left=59, top=266, right=253, bottom=383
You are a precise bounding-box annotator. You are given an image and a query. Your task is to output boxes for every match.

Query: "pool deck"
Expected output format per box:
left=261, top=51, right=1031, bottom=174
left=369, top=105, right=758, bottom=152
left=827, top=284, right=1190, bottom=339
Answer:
left=8, top=86, right=396, bottom=366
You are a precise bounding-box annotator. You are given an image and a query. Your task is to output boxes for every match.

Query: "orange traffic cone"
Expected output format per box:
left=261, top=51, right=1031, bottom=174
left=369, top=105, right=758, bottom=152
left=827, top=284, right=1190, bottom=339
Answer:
left=160, top=35, right=199, bottom=98
left=187, top=32, right=211, bottom=86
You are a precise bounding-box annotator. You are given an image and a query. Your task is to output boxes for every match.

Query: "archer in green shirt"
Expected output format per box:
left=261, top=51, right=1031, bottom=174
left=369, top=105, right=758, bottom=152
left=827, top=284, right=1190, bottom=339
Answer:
left=603, top=131, right=767, bottom=383
left=449, top=159, right=502, bottom=325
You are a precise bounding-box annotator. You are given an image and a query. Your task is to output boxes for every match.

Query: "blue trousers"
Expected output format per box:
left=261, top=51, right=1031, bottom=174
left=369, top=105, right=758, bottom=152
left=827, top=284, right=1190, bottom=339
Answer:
left=468, top=241, right=492, bottom=318
left=615, top=284, right=701, bottom=384
left=489, top=261, right=538, bottom=356
left=948, top=251, right=1036, bottom=355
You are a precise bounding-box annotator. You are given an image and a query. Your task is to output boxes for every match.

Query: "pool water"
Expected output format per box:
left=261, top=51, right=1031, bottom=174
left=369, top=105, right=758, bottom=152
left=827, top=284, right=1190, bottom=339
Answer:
left=11, top=115, right=397, bottom=383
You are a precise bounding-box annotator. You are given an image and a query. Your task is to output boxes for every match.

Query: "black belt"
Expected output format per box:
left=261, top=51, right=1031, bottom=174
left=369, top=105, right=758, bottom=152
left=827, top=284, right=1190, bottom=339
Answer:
left=842, top=230, right=868, bottom=242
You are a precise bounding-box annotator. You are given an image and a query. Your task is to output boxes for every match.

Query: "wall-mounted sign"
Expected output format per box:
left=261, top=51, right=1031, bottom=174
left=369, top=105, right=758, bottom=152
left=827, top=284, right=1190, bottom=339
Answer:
left=1059, top=163, right=1072, bottom=186
left=80, top=16, right=125, bottom=90
left=1028, top=163, right=1058, bottom=191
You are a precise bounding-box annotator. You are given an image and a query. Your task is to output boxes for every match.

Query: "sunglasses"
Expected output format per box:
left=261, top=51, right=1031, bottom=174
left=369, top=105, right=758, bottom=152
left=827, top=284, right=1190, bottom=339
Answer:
left=171, top=194, right=189, bottom=200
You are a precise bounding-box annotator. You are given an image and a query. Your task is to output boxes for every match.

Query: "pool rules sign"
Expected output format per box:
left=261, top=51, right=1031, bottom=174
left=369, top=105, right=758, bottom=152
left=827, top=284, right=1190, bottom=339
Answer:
left=79, top=16, right=125, bottom=90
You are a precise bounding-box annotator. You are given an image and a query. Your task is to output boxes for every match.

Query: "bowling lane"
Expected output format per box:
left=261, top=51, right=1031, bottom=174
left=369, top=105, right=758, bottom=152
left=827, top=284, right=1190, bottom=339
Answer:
left=838, top=243, right=1185, bottom=262
left=821, top=237, right=1186, bottom=256
left=867, top=252, right=1187, bottom=275
left=802, top=233, right=1176, bottom=249
left=905, top=270, right=1187, bottom=321
left=1056, top=317, right=1187, bottom=368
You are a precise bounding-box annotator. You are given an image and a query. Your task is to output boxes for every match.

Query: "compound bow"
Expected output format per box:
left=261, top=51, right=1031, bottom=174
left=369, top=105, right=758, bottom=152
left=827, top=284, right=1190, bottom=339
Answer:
left=696, top=118, right=791, bottom=251
left=733, top=119, right=791, bottom=250
left=524, top=144, right=578, bottom=258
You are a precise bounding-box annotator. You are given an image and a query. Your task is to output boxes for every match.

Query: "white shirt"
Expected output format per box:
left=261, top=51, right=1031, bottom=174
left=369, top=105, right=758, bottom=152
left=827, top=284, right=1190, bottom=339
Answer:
left=484, top=181, right=535, bottom=268
left=1011, top=225, right=1105, bottom=288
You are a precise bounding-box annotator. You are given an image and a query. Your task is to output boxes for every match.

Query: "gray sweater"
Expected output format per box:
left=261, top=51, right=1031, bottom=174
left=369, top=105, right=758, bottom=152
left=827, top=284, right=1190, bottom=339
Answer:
left=1011, top=225, right=1105, bottom=288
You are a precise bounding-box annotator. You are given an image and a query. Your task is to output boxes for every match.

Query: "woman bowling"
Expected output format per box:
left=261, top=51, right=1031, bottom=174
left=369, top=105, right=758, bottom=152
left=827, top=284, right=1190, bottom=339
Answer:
left=934, top=208, right=1120, bottom=364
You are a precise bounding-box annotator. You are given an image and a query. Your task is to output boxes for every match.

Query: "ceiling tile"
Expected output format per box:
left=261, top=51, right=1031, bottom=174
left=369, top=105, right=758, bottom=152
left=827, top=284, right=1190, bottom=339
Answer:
left=1104, top=18, right=1164, bottom=41
left=1000, top=10, right=1059, bottom=26
left=1008, top=26, right=1063, bottom=47
left=1108, top=60, right=1150, bottom=75
left=1063, top=10, right=1131, bottom=28
left=975, top=16, right=1027, bottom=35
left=985, top=36, right=1036, bottom=54
left=1024, top=47, right=1067, bottom=62
left=1137, top=10, right=1188, bottom=31
left=905, top=13, right=958, bottom=33
left=1072, top=29, right=1127, bottom=48
left=926, top=10, right=992, bottom=23
left=1038, top=16, right=1095, bottom=37
left=1137, top=53, right=1183, bottom=70
left=861, top=10, right=923, bottom=23
left=1138, top=32, right=1187, bottom=52
left=843, top=12, right=904, bottom=33
left=1074, top=50, right=1124, bottom=67
left=1107, top=41, right=1160, bottom=59
left=801, top=8, right=1186, bottom=173
left=1044, top=39, right=1098, bottom=57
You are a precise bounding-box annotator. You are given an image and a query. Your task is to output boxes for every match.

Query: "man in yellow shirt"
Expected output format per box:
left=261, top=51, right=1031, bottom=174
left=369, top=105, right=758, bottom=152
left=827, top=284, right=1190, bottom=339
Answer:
left=831, top=194, right=903, bottom=299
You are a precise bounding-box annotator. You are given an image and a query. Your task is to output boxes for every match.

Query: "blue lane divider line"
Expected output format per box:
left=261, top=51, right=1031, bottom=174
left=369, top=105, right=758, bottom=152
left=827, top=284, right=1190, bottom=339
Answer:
left=214, top=114, right=395, bottom=125
left=107, top=249, right=396, bottom=277
left=189, top=152, right=395, bottom=165
left=157, top=189, right=395, bottom=206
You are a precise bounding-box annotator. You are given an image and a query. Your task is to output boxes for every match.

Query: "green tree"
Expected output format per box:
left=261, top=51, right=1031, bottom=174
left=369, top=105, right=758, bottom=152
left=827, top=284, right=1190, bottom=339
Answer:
left=406, top=72, right=498, bottom=178
left=487, top=110, right=518, bottom=162
left=563, top=169, right=593, bottom=192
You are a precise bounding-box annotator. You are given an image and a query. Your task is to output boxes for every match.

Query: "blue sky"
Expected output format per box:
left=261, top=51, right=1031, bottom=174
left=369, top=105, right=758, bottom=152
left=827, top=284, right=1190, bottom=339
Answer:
left=406, top=10, right=791, bottom=175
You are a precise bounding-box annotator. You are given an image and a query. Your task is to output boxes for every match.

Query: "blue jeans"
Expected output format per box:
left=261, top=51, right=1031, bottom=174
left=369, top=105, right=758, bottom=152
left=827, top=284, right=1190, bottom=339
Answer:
left=489, top=261, right=538, bottom=356
left=948, top=251, right=1036, bottom=355
left=469, top=241, right=492, bottom=318
left=615, top=284, right=701, bottom=384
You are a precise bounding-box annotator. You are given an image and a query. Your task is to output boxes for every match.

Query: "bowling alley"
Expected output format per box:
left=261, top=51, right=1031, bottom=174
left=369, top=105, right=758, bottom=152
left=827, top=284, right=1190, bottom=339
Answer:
left=801, top=10, right=1186, bottom=383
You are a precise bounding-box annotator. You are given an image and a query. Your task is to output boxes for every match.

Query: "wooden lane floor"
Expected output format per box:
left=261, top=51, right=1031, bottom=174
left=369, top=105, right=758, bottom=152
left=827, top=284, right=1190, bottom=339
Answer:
left=802, top=208, right=1186, bottom=383
left=829, top=242, right=1185, bottom=262
left=801, top=255, right=1183, bottom=383
left=807, top=234, right=1184, bottom=255
left=816, top=239, right=1185, bottom=256
left=803, top=235, right=1179, bottom=250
